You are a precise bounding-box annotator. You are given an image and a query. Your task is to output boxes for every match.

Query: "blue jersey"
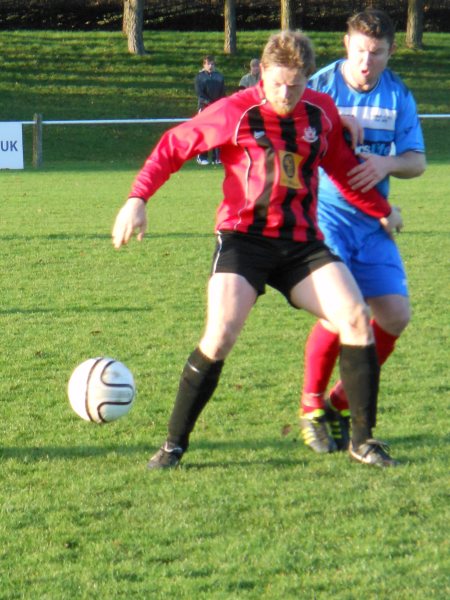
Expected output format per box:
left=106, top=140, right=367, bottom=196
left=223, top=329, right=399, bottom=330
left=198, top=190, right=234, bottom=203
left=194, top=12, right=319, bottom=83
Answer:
left=308, top=60, right=425, bottom=228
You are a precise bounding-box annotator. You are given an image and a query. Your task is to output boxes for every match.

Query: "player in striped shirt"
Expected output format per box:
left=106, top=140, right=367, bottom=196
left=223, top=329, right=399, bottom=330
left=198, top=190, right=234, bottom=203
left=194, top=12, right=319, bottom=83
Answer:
left=112, top=30, right=403, bottom=469
left=299, top=9, right=426, bottom=456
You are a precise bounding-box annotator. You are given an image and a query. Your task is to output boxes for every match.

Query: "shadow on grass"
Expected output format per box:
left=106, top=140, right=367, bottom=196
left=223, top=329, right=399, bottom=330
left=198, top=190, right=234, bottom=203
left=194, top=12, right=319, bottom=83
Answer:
left=186, top=434, right=449, bottom=470
left=1, top=434, right=443, bottom=467
left=0, top=444, right=151, bottom=461
left=181, top=458, right=305, bottom=470
left=20, top=160, right=210, bottom=173
left=0, top=232, right=212, bottom=241
left=0, top=307, right=152, bottom=316
left=384, top=433, right=450, bottom=459
left=0, top=437, right=301, bottom=464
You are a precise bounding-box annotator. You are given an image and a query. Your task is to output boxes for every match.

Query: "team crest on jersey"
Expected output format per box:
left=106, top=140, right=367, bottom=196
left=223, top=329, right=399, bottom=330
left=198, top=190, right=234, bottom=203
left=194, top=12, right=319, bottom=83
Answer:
left=302, top=126, right=318, bottom=143
left=279, top=150, right=304, bottom=189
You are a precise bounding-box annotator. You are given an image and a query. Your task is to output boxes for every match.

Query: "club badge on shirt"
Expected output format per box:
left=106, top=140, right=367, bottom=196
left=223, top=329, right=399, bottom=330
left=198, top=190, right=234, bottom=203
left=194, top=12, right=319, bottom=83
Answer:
left=279, top=150, right=304, bottom=189
left=302, top=126, right=318, bottom=143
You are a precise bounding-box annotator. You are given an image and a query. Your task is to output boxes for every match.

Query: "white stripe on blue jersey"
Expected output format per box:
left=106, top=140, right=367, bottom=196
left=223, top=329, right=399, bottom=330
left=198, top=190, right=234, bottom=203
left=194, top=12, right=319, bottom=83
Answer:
left=338, top=105, right=397, bottom=132
left=308, top=59, right=425, bottom=220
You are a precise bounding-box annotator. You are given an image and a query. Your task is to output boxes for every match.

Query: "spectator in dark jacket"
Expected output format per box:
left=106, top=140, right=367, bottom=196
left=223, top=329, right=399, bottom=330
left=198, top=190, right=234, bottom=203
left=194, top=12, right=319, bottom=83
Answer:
left=194, top=55, right=226, bottom=165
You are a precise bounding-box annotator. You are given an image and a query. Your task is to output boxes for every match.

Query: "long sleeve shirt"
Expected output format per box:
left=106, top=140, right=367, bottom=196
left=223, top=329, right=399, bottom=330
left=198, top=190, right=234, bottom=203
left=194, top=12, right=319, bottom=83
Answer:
left=130, top=82, right=391, bottom=242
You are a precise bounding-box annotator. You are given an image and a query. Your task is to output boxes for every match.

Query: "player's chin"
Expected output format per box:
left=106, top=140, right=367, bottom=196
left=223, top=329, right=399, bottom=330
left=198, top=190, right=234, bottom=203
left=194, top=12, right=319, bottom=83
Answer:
left=274, top=105, right=293, bottom=116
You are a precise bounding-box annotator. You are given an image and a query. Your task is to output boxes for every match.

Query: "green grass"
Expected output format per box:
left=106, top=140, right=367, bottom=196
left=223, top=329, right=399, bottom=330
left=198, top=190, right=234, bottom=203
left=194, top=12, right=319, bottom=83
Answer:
left=0, top=29, right=449, bottom=166
left=1, top=163, right=449, bottom=599
left=0, top=30, right=449, bottom=599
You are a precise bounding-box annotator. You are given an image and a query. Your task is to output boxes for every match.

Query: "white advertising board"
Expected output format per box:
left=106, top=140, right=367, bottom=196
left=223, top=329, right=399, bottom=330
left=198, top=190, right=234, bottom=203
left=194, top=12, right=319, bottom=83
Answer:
left=0, top=122, right=24, bottom=169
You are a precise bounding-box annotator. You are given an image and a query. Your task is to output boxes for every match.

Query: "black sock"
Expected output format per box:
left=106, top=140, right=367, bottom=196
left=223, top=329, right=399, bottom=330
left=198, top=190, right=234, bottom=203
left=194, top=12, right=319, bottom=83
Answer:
left=339, top=344, right=380, bottom=448
left=167, top=347, right=224, bottom=451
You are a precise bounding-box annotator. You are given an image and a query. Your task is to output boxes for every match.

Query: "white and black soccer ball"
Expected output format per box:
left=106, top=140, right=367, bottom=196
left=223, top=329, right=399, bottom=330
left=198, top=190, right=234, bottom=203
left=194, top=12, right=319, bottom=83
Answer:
left=68, top=357, right=136, bottom=423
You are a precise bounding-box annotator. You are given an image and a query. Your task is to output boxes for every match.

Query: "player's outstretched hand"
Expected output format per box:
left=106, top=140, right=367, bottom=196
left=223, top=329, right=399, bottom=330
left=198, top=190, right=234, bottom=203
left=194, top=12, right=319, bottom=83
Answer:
left=380, top=206, right=403, bottom=238
left=112, top=197, right=147, bottom=249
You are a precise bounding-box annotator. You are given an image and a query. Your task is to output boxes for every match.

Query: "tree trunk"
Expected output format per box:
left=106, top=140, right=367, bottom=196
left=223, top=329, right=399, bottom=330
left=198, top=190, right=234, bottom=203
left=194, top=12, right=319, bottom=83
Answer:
left=123, top=0, right=146, bottom=55
left=281, top=0, right=296, bottom=31
left=406, top=0, right=424, bottom=49
left=224, top=0, right=237, bottom=55
left=122, top=0, right=129, bottom=35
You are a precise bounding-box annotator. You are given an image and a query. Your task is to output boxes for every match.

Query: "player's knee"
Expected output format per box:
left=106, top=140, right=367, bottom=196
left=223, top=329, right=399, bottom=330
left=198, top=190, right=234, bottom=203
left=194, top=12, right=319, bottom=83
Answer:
left=371, top=297, right=411, bottom=336
left=377, top=305, right=411, bottom=336
left=336, top=302, right=372, bottom=346
left=391, top=309, right=411, bottom=334
left=200, top=322, right=240, bottom=360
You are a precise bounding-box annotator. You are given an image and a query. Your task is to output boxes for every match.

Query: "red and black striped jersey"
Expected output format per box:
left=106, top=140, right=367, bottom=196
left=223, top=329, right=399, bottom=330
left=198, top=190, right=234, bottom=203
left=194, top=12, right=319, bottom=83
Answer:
left=130, top=82, right=391, bottom=242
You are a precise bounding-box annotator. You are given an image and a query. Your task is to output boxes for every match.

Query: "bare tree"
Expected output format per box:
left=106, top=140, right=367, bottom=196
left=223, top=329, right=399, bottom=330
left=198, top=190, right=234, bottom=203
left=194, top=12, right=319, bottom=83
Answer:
left=281, top=0, right=296, bottom=30
left=406, top=0, right=424, bottom=49
left=123, top=0, right=146, bottom=55
left=224, top=0, right=237, bottom=54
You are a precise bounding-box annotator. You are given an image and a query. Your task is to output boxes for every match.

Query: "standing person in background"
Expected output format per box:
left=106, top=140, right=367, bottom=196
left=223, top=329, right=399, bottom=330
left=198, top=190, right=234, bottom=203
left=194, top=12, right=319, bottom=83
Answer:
left=299, top=9, right=426, bottom=455
left=195, top=54, right=226, bottom=165
left=112, top=30, right=403, bottom=470
left=239, top=58, right=261, bottom=89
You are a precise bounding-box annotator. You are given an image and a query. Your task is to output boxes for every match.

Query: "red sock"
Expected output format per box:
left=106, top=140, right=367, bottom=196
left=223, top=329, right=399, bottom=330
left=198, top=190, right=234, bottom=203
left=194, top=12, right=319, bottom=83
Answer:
left=371, top=319, right=398, bottom=365
left=330, top=319, right=399, bottom=412
left=301, top=321, right=340, bottom=413
left=329, top=381, right=348, bottom=412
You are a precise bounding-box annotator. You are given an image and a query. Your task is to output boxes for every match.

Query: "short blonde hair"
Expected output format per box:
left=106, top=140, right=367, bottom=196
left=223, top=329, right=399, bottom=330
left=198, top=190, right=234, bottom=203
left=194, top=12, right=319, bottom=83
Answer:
left=261, top=31, right=316, bottom=77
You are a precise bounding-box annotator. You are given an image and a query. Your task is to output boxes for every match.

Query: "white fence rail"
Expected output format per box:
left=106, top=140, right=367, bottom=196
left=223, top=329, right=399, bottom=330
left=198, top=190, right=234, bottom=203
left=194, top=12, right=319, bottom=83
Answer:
left=13, top=113, right=450, bottom=168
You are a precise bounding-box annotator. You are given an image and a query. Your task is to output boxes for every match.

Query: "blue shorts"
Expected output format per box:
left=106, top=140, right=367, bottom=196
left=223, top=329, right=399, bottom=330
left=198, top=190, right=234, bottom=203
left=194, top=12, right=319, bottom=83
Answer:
left=318, top=205, right=408, bottom=299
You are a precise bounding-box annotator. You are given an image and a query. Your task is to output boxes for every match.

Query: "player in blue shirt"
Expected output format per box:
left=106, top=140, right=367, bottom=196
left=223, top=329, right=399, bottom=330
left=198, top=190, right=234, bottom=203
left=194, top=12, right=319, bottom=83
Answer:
left=299, top=9, right=426, bottom=462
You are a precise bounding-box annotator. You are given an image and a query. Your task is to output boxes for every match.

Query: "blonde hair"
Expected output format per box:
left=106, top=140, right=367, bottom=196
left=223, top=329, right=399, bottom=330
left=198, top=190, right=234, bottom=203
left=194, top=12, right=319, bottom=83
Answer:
left=261, top=31, right=316, bottom=77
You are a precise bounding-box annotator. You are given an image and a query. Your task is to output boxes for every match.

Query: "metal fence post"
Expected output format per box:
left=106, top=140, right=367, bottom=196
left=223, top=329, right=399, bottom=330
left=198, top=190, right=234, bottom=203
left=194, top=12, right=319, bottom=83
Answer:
left=32, top=113, right=43, bottom=168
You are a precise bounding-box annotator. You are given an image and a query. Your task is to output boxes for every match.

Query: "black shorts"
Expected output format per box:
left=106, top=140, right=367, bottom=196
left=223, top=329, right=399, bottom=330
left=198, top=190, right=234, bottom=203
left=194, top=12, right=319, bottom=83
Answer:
left=211, top=231, right=342, bottom=302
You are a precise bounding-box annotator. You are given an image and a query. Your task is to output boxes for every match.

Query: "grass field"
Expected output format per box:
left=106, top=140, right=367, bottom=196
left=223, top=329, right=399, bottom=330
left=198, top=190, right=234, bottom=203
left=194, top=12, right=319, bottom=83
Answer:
left=0, top=29, right=449, bottom=599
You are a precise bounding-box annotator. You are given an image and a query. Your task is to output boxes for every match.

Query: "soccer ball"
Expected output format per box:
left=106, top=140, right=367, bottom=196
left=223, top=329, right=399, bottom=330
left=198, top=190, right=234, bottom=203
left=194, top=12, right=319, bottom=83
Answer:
left=68, top=357, right=136, bottom=423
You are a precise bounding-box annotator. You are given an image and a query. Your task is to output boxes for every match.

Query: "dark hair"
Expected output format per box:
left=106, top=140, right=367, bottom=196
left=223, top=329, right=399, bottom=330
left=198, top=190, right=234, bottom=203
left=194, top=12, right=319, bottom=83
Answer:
left=347, top=9, right=395, bottom=47
left=203, top=55, right=215, bottom=64
left=261, top=31, right=316, bottom=77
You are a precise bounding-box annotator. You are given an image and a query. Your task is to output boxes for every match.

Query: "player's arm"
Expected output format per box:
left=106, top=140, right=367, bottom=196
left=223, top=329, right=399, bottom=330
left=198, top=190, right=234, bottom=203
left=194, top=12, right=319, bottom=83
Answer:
left=319, top=100, right=403, bottom=235
left=349, top=89, right=426, bottom=192
left=112, top=121, right=200, bottom=249
left=348, top=150, right=426, bottom=193
left=112, top=123, right=199, bottom=250
left=323, top=144, right=404, bottom=236
left=112, top=99, right=236, bottom=249
left=321, top=122, right=404, bottom=235
left=320, top=104, right=391, bottom=218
